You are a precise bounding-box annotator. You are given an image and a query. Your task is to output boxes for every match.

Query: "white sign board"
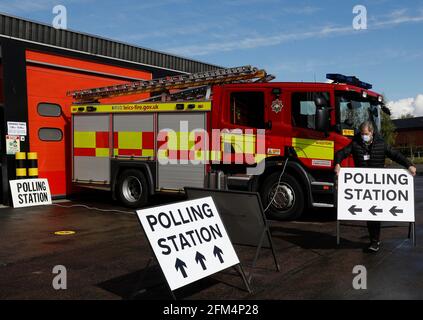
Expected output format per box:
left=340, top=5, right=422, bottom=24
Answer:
left=9, top=179, right=52, bottom=208
left=7, top=121, right=27, bottom=136
left=338, top=168, right=414, bottom=222
left=6, top=135, right=20, bottom=155
left=136, top=197, right=240, bottom=291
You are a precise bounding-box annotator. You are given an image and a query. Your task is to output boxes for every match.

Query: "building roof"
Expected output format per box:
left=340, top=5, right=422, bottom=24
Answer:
left=393, top=116, right=423, bottom=130
left=0, top=13, right=221, bottom=74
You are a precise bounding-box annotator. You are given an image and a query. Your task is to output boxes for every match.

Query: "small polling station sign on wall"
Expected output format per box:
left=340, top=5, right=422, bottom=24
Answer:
left=337, top=168, right=415, bottom=222
left=9, top=179, right=52, bottom=208
left=136, top=197, right=240, bottom=291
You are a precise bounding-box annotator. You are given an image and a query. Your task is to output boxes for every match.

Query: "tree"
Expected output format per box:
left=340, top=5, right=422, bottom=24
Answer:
left=400, top=113, right=414, bottom=119
left=381, top=111, right=397, bottom=146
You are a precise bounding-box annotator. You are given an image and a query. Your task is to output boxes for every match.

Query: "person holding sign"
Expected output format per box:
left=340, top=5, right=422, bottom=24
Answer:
left=334, top=121, right=417, bottom=253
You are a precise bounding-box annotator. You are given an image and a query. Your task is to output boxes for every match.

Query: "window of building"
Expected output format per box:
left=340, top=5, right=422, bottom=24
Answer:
left=38, top=128, right=63, bottom=141
left=37, top=103, right=62, bottom=117
left=292, top=92, right=329, bottom=129
left=230, top=91, right=265, bottom=128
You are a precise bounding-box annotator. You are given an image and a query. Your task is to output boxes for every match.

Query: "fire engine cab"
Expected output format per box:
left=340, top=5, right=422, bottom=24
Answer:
left=69, top=66, right=388, bottom=220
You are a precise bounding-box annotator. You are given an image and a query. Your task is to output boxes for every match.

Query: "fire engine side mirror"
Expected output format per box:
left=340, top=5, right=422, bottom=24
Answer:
left=315, top=107, right=330, bottom=132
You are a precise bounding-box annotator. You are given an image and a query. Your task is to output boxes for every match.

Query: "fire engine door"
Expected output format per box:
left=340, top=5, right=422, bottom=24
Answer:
left=157, top=112, right=207, bottom=190
left=289, top=91, right=335, bottom=168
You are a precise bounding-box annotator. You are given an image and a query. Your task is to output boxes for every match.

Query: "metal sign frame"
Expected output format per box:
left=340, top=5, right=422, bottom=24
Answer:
left=185, top=187, right=280, bottom=282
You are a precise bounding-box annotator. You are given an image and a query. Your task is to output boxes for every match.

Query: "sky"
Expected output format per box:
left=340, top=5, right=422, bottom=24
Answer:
left=0, top=0, right=422, bottom=118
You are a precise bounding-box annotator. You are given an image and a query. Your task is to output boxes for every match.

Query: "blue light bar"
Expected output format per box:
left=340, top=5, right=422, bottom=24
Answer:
left=326, top=73, right=373, bottom=90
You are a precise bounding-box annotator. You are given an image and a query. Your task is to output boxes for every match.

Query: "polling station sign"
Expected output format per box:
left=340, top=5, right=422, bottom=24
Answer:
left=136, top=197, right=240, bottom=291
left=338, top=168, right=414, bottom=222
left=9, top=179, right=52, bottom=208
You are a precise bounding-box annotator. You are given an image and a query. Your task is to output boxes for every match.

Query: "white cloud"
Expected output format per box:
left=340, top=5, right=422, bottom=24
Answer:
left=165, top=9, right=423, bottom=57
left=387, top=94, right=423, bottom=118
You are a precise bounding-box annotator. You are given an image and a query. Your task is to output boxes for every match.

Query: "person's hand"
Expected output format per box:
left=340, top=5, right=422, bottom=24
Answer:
left=334, top=164, right=341, bottom=176
left=408, top=166, right=417, bottom=177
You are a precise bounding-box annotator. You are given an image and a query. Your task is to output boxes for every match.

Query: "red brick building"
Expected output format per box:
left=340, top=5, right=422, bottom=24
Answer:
left=392, top=116, right=423, bottom=157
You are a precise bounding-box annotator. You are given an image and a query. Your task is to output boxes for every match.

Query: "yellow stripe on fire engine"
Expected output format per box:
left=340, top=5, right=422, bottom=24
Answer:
left=292, top=138, right=334, bottom=160
left=95, top=148, right=109, bottom=157
left=71, top=101, right=212, bottom=114
left=74, top=132, right=96, bottom=148
left=221, top=133, right=256, bottom=154
left=118, top=132, right=142, bottom=149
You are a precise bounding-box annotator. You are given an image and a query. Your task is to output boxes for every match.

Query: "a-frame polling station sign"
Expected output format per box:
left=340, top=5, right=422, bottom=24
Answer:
left=136, top=197, right=240, bottom=291
left=338, top=168, right=415, bottom=222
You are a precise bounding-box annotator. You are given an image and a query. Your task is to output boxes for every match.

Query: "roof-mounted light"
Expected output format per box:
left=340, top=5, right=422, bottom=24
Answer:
left=326, top=73, right=373, bottom=90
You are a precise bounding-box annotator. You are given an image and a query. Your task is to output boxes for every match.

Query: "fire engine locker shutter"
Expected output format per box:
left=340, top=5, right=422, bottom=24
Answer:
left=113, top=114, right=154, bottom=157
left=158, top=112, right=206, bottom=190
left=73, top=114, right=111, bottom=183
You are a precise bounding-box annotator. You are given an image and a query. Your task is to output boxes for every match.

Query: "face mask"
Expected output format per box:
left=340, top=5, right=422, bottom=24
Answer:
left=362, top=135, right=372, bottom=143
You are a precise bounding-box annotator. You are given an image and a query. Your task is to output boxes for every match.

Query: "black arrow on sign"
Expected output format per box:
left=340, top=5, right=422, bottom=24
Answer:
left=213, top=246, right=224, bottom=263
left=195, top=251, right=207, bottom=270
left=348, top=205, right=362, bottom=215
left=390, top=206, right=403, bottom=216
left=175, top=258, right=188, bottom=278
left=369, top=205, right=383, bottom=216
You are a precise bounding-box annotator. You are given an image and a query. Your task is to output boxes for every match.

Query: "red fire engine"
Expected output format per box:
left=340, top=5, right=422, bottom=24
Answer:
left=69, top=66, right=388, bottom=220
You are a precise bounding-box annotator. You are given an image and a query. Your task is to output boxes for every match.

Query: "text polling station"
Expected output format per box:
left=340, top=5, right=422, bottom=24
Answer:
left=136, top=197, right=240, bottom=291
left=337, top=168, right=415, bottom=222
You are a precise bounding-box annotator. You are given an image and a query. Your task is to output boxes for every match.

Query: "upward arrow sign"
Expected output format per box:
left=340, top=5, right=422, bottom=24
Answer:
left=175, top=258, right=188, bottom=278
left=213, top=245, right=224, bottom=263
left=195, top=251, right=207, bottom=270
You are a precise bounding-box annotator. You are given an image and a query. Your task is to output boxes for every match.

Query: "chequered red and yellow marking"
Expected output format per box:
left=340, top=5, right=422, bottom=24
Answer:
left=73, top=131, right=154, bottom=157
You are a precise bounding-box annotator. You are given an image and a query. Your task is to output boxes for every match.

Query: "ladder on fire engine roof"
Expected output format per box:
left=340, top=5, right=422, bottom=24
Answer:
left=67, top=65, right=275, bottom=103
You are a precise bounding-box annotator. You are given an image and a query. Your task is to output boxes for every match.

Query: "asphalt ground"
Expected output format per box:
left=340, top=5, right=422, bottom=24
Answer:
left=0, top=177, right=422, bottom=300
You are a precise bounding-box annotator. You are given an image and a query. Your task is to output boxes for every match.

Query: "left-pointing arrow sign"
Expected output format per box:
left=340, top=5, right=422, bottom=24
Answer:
left=369, top=205, right=382, bottom=216
left=348, top=205, right=362, bottom=215
left=175, top=258, right=188, bottom=278
left=390, top=206, right=403, bottom=216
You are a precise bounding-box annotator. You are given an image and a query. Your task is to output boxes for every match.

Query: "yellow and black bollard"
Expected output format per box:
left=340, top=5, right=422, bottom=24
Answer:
left=15, top=152, right=27, bottom=179
left=27, top=152, right=39, bottom=178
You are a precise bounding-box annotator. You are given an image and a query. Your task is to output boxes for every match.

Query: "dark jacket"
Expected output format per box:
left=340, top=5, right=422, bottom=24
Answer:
left=335, top=134, right=413, bottom=168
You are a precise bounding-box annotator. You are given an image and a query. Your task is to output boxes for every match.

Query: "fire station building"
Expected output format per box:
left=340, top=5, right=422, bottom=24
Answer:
left=0, top=13, right=219, bottom=205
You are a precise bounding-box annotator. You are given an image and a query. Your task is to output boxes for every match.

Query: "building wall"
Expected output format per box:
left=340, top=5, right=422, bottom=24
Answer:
left=395, top=129, right=423, bottom=147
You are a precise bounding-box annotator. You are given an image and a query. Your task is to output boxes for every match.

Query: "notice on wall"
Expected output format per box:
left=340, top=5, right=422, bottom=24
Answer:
left=9, top=179, right=52, bottom=208
left=7, top=121, right=27, bottom=136
left=6, top=135, right=21, bottom=155
left=136, top=197, right=240, bottom=291
left=337, top=168, right=415, bottom=222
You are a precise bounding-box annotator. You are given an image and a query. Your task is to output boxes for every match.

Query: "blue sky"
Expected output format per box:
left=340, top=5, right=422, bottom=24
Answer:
left=1, top=0, right=422, bottom=117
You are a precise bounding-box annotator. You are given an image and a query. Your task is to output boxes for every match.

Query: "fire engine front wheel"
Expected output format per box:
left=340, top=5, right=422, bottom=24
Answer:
left=260, top=172, right=304, bottom=221
left=117, top=169, right=149, bottom=208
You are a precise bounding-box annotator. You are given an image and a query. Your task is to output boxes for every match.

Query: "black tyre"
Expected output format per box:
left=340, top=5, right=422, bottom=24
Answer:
left=260, top=172, right=304, bottom=220
left=116, top=169, right=149, bottom=208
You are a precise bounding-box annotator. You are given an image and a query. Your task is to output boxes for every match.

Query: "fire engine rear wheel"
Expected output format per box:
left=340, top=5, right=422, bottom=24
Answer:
left=117, top=169, right=149, bottom=208
left=260, top=172, right=304, bottom=221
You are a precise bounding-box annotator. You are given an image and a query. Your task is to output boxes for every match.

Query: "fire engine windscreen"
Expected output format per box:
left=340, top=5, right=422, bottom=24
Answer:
left=336, top=91, right=381, bottom=133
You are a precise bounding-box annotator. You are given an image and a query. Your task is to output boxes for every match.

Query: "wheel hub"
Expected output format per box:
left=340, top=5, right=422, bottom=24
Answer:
left=122, top=176, right=143, bottom=202
left=268, top=183, right=295, bottom=211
